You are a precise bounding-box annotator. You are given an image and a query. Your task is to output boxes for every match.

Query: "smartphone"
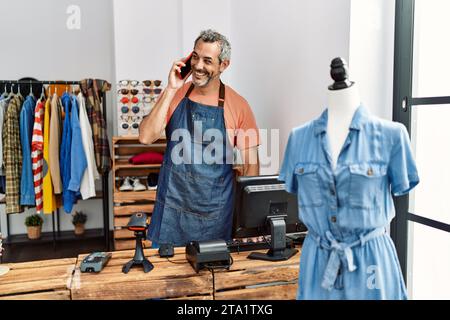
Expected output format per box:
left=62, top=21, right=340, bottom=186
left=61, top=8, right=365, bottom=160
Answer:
left=177, top=52, right=193, bottom=80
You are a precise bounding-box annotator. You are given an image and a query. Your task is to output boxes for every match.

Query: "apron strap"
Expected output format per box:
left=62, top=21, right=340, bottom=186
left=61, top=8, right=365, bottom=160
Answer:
left=184, top=81, right=226, bottom=108
left=184, top=83, right=195, bottom=98
left=218, top=81, right=225, bottom=107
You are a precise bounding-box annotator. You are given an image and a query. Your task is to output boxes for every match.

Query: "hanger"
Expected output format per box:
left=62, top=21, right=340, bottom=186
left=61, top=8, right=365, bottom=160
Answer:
left=8, top=82, right=15, bottom=99
left=16, top=82, right=23, bottom=99
left=28, top=80, right=34, bottom=98
left=72, top=81, right=76, bottom=95
left=39, top=84, right=46, bottom=101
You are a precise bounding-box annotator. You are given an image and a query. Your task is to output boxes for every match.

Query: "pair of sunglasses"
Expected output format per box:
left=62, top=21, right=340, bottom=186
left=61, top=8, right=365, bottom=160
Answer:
left=120, top=114, right=142, bottom=122
left=143, top=88, right=162, bottom=95
left=142, top=80, right=161, bottom=87
left=120, top=114, right=142, bottom=129
left=121, top=122, right=139, bottom=130
left=118, top=80, right=139, bottom=87
left=120, top=96, right=139, bottom=104
left=117, top=88, right=139, bottom=95
left=142, top=96, right=159, bottom=103
left=121, top=105, right=140, bottom=114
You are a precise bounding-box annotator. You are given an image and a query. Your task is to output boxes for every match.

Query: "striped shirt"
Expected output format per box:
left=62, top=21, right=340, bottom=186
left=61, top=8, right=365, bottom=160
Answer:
left=31, top=99, right=44, bottom=214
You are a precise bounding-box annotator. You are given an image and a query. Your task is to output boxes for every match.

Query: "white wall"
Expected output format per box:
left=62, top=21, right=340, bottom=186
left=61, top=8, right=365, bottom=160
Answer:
left=179, top=0, right=232, bottom=84
left=113, top=0, right=231, bottom=84
left=230, top=0, right=352, bottom=174
left=113, top=0, right=181, bottom=83
left=0, top=0, right=115, bottom=237
left=349, top=0, right=396, bottom=120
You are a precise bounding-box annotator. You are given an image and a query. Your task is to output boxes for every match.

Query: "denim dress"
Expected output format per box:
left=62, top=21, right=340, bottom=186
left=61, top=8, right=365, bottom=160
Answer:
left=148, top=82, right=234, bottom=246
left=279, top=106, right=419, bottom=300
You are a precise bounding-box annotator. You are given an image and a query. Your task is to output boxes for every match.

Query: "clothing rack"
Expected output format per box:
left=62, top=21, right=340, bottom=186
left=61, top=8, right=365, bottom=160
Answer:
left=0, top=79, right=111, bottom=252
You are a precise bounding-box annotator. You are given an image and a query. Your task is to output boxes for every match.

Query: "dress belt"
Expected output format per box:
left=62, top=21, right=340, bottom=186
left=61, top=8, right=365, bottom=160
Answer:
left=308, top=227, right=386, bottom=291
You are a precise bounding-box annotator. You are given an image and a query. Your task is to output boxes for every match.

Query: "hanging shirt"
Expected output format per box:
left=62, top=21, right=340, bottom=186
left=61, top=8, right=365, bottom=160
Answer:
left=42, top=97, right=57, bottom=214
left=77, top=93, right=99, bottom=200
left=19, top=95, right=36, bottom=206
left=0, top=95, right=11, bottom=175
left=64, top=95, right=87, bottom=213
left=49, top=93, right=63, bottom=194
left=279, top=106, right=419, bottom=300
left=79, top=79, right=112, bottom=175
left=60, top=93, right=74, bottom=213
left=3, top=95, right=24, bottom=214
left=31, top=99, right=45, bottom=214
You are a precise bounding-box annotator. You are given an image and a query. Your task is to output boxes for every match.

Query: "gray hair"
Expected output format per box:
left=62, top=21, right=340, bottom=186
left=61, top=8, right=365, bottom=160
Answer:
left=194, top=29, right=231, bottom=63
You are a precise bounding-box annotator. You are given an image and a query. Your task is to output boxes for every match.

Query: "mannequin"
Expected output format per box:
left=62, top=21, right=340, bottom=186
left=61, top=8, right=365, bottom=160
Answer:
left=327, top=57, right=361, bottom=169
left=279, top=57, right=419, bottom=300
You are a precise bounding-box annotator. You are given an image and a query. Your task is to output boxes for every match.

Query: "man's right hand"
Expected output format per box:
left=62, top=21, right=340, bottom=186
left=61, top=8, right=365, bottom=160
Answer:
left=139, top=60, right=188, bottom=145
left=167, top=60, right=191, bottom=91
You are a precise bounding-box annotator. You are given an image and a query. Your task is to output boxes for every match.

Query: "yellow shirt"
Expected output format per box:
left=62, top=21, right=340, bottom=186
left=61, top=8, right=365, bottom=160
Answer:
left=42, top=98, right=57, bottom=214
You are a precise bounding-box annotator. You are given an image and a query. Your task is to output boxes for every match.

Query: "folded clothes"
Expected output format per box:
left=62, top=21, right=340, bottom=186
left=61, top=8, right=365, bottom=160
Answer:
left=129, top=151, right=164, bottom=164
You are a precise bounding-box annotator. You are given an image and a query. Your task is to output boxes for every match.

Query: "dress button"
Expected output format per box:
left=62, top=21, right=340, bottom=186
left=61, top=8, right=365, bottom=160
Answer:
left=298, top=168, right=304, bottom=174
left=330, top=188, right=336, bottom=196
left=367, top=168, right=373, bottom=176
left=331, top=216, right=337, bottom=223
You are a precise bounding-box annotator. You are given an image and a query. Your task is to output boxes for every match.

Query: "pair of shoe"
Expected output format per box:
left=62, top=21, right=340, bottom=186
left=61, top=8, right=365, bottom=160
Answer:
left=147, top=173, right=159, bottom=191
left=119, top=177, right=146, bottom=192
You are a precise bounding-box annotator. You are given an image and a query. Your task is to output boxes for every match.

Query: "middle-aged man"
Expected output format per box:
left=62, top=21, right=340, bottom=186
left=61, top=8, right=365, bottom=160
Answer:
left=139, top=29, right=260, bottom=246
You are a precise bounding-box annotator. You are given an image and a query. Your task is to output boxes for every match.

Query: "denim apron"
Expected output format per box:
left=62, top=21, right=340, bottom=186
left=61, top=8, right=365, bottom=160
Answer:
left=148, top=82, right=234, bottom=246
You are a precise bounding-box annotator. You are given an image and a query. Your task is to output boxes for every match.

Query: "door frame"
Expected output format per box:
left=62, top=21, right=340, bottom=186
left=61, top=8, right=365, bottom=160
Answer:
left=392, top=0, right=450, bottom=284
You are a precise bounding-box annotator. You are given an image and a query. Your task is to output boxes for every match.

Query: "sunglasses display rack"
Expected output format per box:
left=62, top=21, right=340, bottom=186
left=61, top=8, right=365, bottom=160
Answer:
left=117, top=79, right=163, bottom=136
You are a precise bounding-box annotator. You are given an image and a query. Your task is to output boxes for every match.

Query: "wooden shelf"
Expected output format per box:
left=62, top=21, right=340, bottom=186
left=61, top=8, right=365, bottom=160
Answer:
left=114, top=160, right=162, bottom=170
left=113, top=136, right=166, bottom=144
left=113, top=203, right=154, bottom=216
left=112, top=136, right=164, bottom=251
left=113, top=135, right=140, bottom=141
left=113, top=190, right=156, bottom=203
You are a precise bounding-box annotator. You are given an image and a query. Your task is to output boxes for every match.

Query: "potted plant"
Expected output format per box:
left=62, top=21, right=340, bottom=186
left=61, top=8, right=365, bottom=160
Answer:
left=24, top=214, right=44, bottom=240
left=0, top=232, right=9, bottom=276
left=72, top=211, right=87, bottom=235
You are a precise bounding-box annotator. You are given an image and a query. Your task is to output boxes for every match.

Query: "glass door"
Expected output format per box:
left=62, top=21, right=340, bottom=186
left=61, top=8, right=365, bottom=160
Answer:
left=393, top=0, right=450, bottom=299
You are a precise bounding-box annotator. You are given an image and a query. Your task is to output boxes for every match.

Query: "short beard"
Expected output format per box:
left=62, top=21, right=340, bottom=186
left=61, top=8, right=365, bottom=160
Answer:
left=192, top=70, right=216, bottom=87
left=193, top=75, right=212, bottom=87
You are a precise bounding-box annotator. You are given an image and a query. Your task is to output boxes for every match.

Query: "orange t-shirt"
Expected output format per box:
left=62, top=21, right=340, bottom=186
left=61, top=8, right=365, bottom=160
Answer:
left=165, top=81, right=260, bottom=150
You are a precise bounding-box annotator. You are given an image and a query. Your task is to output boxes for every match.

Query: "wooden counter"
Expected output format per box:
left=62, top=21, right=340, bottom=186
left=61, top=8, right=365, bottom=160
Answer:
left=214, top=249, right=300, bottom=300
left=0, top=258, right=76, bottom=300
left=71, top=248, right=213, bottom=300
left=0, top=246, right=301, bottom=300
